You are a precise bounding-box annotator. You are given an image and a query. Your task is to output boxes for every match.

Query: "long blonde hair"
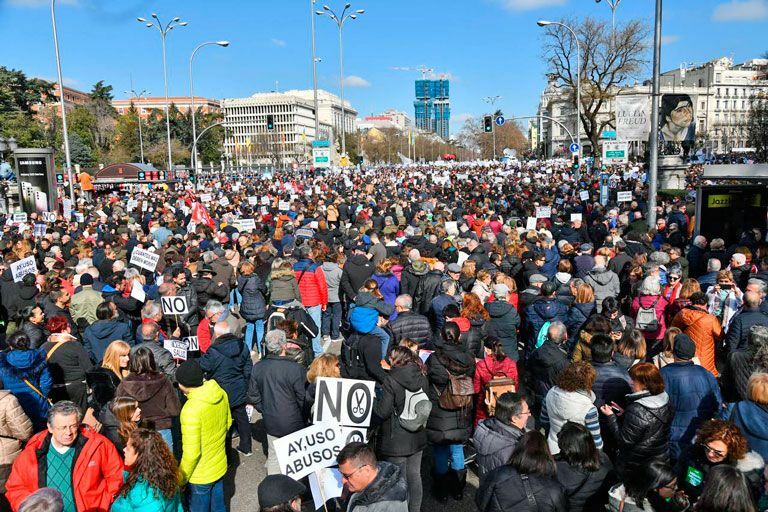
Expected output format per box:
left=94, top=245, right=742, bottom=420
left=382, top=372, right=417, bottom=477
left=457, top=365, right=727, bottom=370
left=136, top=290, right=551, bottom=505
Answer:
left=102, top=340, right=131, bottom=379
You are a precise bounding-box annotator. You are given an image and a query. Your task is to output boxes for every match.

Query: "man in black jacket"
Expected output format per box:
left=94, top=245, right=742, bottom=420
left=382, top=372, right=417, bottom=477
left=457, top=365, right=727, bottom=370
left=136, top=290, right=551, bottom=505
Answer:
left=473, top=393, right=529, bottom=478
left=389, top=295, right=433, bottom=348
left=248, top=329, right=307, bottom=475
left=192, top=264, right=228, bottom=312
left=726, top=291, right=768, bottom=352
left=526, top=321, right=569, bottom=416
left=340, top=245, right=375, bottom=303
left=200, top=320, right=253, bottom=457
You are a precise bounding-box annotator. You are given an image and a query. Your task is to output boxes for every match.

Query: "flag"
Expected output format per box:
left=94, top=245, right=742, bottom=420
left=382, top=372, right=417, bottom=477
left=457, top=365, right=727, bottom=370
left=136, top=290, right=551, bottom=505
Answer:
left=191, top=201, right=215, bottom=229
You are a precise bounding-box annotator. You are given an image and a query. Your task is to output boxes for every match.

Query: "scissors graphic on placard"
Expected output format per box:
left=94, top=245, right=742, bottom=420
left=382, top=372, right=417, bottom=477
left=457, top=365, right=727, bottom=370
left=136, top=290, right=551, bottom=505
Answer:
left=351, top=391, right=366, bottom=415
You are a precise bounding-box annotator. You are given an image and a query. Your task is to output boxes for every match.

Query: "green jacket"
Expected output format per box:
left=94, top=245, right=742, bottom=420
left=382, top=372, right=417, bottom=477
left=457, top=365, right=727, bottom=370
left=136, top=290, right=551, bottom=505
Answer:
left=70, top=286, right=103, bottom=326
left=179, top=380, right=232, bottom=485
left=111, top=474, right=183, bottom=512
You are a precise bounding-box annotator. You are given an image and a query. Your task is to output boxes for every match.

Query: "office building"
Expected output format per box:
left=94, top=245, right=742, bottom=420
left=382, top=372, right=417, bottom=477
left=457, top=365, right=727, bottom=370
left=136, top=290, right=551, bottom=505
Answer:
left=112, top=96, right=221, bottom=120
left=414, top=79, right=450, bottom=140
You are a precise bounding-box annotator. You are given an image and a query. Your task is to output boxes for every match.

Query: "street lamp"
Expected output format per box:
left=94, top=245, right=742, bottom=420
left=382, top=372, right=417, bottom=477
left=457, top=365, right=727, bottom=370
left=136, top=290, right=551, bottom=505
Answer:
left=483, top=95, right=502, bottom=160
left=595, top=0, right=622, bottom=36
left=537, top=19, right=581, bottom=160
left=316, top=3, right=364, bottom=158
left=124, top=88, right=149, bottom=164
left=190, top=40, right=229, bottom=171
left=51, top=0, right=75, bottom=202
left=647, top=0, right=663, bottom=228
left=310, top=0, right=321, bottom=140
left=137, top=13, right=188, bottom=173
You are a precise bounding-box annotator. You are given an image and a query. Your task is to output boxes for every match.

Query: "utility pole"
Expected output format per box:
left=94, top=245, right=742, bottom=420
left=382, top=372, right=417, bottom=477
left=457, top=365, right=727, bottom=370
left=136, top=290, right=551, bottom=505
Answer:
left=647, top=0, right=662, bottom=228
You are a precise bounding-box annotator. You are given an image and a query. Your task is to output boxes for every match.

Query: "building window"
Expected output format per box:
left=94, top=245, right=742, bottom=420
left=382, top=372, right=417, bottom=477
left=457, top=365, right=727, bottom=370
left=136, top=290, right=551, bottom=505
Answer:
left=716, top=73, right=722, bottom=82
left=717, top=88, right=721, bottom=96
left=742, top=100, right=746, bottom=109
left=700, top=101, right=705, bottom=110
left=716, top=100, right=720, bottom=109
left=725, top=88, right=729, bottom=96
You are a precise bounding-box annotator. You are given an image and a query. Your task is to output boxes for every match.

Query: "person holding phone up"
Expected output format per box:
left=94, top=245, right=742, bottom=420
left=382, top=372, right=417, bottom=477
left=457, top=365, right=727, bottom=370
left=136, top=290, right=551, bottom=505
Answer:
left=704, top=270, right=744, bottom=334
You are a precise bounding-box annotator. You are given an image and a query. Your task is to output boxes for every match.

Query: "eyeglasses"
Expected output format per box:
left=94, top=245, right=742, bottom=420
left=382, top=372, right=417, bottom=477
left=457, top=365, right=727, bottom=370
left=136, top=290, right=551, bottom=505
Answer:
left=702, top=444, right=726, bottom=458
left=340, top=464, right=369, bottom=480
left=660, top=480, right=678, bottom=491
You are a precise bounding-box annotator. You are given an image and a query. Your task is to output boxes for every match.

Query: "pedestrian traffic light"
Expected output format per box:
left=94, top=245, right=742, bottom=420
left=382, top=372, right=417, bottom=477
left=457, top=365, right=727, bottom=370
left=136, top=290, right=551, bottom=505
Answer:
left=267, top=115, right=275, bottom=131
left=137, top=171, right=146, bottom=181
left=483, top=116, right=493, bottom=133
left=56, top=173, right=64, bottom=184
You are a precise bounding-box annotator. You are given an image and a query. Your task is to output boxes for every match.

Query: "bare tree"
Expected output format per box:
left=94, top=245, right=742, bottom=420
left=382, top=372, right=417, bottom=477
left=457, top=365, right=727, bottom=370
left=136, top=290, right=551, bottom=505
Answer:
left=541, top=17, right=649, bottom=153
left=455, top=116, right=528, bottom=160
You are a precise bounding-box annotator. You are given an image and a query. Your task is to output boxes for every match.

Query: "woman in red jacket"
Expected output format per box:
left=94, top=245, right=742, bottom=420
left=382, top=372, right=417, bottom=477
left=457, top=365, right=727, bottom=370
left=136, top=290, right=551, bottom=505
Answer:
left=473, top=337, right=518, bottom=426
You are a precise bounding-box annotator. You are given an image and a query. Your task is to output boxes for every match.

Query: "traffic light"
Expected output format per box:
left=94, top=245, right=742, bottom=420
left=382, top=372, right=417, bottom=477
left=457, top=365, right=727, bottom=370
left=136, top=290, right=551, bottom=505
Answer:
left=266, top=114, right=275, bottom=131
left=572, top=154, right=580, bottom=170
left=56, top=173, right=65, bottom=184
left=483, top=116, right=493, bottom=133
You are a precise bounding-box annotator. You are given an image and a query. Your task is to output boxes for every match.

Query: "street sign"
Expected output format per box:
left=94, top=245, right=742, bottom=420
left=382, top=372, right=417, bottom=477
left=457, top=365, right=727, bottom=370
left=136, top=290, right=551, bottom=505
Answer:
left=601, top=130, right=617, bottom=139
left=339, top=156, right=350, bottom=168
left=312, top=146, right=331, bottom=169
left=602, top=141, right=629, bottom=164
left=495, top=115, right=505, bottom=126
left=569, top=143, right=580, bottom=154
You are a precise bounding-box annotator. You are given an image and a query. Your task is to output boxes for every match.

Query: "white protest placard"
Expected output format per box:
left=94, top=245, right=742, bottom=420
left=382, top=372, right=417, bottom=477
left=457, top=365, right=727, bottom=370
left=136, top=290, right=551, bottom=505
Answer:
left=42, top=212, right=57, bottom=223
left=274, top=424, right=368, bottom=480
left=555, top=197, right=565, bottom=205
left=161, top=296, right=189, bottom=315
left=247, top=196, right=258, bottom=206
left=526, top=217, right=537, bottom=231
left=163, top=339, right=189, bottom=361
left=130, top=282, right=146, bottom=303
left=579, top=190, right=590, bottom=201
left=313, top=377, right=376, bottom=428
left=219, top=196, right=230, bottom=207
left=535, top=206, right=552, bottom=219
left=261, top=195, right=270, bottom=205
left=200, top=193, right=212, bottom=203
left=129, top=247, right=160, bottom=272
left=278, top=200, right=290, bottom=212
left=74, top=213, right=84, bottom=223
left=12, top=213, right=27, bottom=224
left=309, top=469, right=344, bottom=510
left=444, top=221, right=458, bottom=237
left=127, top=200, right=138, bottom=212
left=617, top=191, right=633, bottom=202
left=34, top=223, right=46, bottom=237
left=11, top=256, right=37, bottom=283
left=63, top=198, right=72, bottom=220
left=95, top=210, right=107, bottom=218
left=236, top=218, right=256, bottom=231
left=260, top=206, right=269, bottom=215
left=570, top=213, right=583, bottom=222
left=185, top=336, right=199, bottom=351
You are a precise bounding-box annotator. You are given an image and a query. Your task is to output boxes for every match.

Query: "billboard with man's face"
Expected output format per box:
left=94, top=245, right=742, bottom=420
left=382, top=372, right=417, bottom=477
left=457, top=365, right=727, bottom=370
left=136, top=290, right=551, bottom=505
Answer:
left=660, top=94, right=696, bottom=143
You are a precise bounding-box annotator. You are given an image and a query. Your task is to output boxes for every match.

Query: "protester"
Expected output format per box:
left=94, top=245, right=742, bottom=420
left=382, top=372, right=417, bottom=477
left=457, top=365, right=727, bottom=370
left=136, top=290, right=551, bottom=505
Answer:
left=337, top=442, right=408, bottom=512
left=41, top=317, right=92, bottom=410
left=473, top=392, right=530, bottom=478
left=0, top=332, right=52, bottom=431
left=0, top=384, right=33, bottom=512
left=472, top=337, right=518, bottom=426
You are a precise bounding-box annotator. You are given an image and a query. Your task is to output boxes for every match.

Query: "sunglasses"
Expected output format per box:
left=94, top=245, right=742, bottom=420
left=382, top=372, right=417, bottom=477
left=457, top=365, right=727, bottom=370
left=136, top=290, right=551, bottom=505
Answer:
left=702, top=444, right=726, bottom=458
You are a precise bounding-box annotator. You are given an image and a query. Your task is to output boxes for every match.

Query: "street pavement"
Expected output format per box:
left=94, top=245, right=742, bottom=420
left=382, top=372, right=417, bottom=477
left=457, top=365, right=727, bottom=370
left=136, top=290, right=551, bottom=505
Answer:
left=226, top=339, right=480, bottom=512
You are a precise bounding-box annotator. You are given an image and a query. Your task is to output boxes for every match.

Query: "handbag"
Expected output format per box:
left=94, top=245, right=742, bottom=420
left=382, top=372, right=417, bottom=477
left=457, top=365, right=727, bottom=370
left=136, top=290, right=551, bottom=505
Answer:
left=520, top=473, right=538, bottom=511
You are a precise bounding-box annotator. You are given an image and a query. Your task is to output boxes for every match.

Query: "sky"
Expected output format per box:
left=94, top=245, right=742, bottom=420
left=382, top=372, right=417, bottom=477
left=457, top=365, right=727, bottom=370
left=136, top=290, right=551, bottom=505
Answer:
left=1, top=0, right=767, bottom=137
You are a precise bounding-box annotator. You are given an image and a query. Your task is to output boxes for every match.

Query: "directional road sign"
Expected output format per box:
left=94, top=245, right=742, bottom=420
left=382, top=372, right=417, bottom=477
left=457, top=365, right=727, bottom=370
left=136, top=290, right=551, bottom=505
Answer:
left=495, top=115, right=505, bottom=126
left=569, top=143, right=580, bottom=154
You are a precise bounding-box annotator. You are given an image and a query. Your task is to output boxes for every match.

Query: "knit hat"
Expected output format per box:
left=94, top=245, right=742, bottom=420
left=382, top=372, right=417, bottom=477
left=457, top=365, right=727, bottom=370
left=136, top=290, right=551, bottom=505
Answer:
left=80, top=273, right=94, bottom=286
left=673, top=334, right=696, bottom=360
left=175, top=361, right=204, bottom=387
left=555, top=272, right=571, bottom=286
left=258, top=475, right=306, bottom=509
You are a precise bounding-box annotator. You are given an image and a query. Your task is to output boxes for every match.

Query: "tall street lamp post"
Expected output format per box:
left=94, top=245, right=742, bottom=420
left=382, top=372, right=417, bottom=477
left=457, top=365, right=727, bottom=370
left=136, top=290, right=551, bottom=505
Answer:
left=537, top=20, right=581, bottom=161
left=647, top=0, right=663, bottom=228
left=316, top=3, right=364, bottom=158
left=137, top=13, right=188, bottom=173
left=51, top=0, right=75, bottom=201
left=190, top=40, right=229, bottom=171
left=125, top=87, right=149, bottom=164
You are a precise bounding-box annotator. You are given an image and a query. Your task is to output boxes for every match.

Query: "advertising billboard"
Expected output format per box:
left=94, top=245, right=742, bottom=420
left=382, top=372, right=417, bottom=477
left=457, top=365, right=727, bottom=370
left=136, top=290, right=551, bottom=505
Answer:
left=12, top=148, right=56, bottom=214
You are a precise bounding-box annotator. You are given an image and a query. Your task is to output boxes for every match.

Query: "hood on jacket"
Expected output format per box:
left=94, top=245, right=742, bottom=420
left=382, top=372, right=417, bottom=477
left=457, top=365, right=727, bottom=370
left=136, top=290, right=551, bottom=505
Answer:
left=735, top=450, right=765, bottom=473
left=407, top=261, right=429, bottom=275
left=87, top=320, right=127, bottom=339
left=474, top=417, right=524, bottom=456
left=530, top=299, right=566, bottom=321
left=210, top=334, right=245, bottom=359
left=587, top=266, right=616, bottom=286
left=630, top=390, right=669, bottom=409
left=448, top=316, right=471, bottom=332
left=734, top=401, right=768, bottom=445
left=120, top=373, right=170, bottom=402
left=0, top=349, right=47, bottom=377
left=485, top=300, right=515, bottom=318
left=350, top=462, right=407, bottom=507
left=321, top=261, right=340, bottom=273
left=346, top=254, right=373, bottom=271
left=389, top=363, right=425, bottom=392
left=18, top=285, right=38, bottom=301
left=188, top=379, right=228, bottom=406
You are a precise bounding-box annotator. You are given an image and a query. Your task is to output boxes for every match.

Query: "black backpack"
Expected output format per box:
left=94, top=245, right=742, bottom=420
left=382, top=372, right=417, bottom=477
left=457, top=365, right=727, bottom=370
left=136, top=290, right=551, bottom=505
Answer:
left=340, top=333, right=368, bottom=380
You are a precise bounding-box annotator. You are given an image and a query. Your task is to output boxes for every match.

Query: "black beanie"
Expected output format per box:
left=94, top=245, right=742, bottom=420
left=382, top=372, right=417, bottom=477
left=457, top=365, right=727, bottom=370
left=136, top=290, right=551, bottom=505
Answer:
left=176, top=361, right=204, bottom=387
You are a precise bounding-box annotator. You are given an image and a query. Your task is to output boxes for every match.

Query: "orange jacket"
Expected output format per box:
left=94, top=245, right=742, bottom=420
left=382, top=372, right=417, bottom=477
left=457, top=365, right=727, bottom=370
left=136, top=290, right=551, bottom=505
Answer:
left=5, top=426, right=123, bottom=512
left=672, top=305, right=723, bottom=377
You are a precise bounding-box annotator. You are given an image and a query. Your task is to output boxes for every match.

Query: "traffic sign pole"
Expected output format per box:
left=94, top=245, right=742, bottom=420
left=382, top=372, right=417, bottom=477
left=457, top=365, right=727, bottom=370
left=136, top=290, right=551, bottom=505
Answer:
left=492, top=121, right=497, bottom=161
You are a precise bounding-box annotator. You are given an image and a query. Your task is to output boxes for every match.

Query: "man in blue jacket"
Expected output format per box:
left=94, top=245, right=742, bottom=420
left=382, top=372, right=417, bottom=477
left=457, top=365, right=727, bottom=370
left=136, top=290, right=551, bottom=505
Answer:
left=661, top=334, right=721, bottom=461
left=523, top=282, right=568, bottom=360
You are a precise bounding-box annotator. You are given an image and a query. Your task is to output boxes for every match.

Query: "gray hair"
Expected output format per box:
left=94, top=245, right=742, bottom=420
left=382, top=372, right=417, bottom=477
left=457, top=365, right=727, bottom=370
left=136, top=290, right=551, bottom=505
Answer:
left=748, top=278, right=767, bottom=297
left=639, top=276, right=662, bottom=296
left=113, top=260, right=126, bottom=273
left=18, top=488, right=63, bottom=512
left=749, top=326, right=768, bottom=353
left=265, top=329, right=287, bottom=355
left=745, top=291, right=761, bottom=309
left=548, top=321, right=567, bottom=345
left=47, top=401, right=82, bottom=426
left=74, top=260, right=92, bottom=275
left=124, top=268, right=140, bottom=280
left=205, top=300, right=226, bottom=317
left=710, top=238, right=725, bottom=250
left=395, top=294, right=413, bottom=310
left=141, top=301, right=163, bottom=320
left=707, top=258, right=722, bottom=272
left=693, top=235, right=707, bottom=248
left=440, top=280, right=456, bottom=294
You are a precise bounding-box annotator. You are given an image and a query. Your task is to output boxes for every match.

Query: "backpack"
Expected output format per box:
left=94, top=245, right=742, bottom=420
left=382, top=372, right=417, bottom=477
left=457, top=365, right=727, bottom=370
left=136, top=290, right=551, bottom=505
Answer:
left=485, top=376, right=516, bottom=416
left=535, top=321, right=552, bottom=351
left=397, top=387, right=432, bottom=432
left=434, top=354, right=474, bottom=410
left=635, top=296, right=661, bottom=332
left=340, top=334, right=367, bottom=380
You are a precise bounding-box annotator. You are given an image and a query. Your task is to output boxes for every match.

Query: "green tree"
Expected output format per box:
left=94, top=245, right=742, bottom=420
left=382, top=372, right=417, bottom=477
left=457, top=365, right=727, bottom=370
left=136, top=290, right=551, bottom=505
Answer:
left=0, top=66, right=53, bottom=114
left=112, top=102, right=142, bottom=163
left=67, top=106, right=97, bottom=150
left=68, top=132, right=94, bottom=167
left=747, top=93, right=768, bottom=162
left=87, top=80, right=117, bottom=154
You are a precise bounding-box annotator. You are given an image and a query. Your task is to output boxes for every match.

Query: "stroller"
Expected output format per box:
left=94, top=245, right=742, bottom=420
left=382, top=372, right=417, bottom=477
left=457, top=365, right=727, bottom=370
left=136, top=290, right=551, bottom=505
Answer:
left=265, top=300, right=319, bottom=368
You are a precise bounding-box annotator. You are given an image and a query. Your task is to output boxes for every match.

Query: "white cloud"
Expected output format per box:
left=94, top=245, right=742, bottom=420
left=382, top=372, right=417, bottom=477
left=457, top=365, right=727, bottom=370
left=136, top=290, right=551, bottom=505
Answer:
left=661, top=35, right=680, bottom=45
left=492, top=0, right=566, bottom=11
left=342, top=75, right=371, bottom=87
left=270, top=38, right=287, bottom=47
left=712, top=0, right=768, bottom=21
left=8, top=0, right=77, bottom=6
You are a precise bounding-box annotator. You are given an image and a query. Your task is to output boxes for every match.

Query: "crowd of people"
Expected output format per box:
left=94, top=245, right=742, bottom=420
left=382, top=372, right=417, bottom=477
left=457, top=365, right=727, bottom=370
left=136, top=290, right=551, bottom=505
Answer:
left=0, top=159, right=766, bottom=512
